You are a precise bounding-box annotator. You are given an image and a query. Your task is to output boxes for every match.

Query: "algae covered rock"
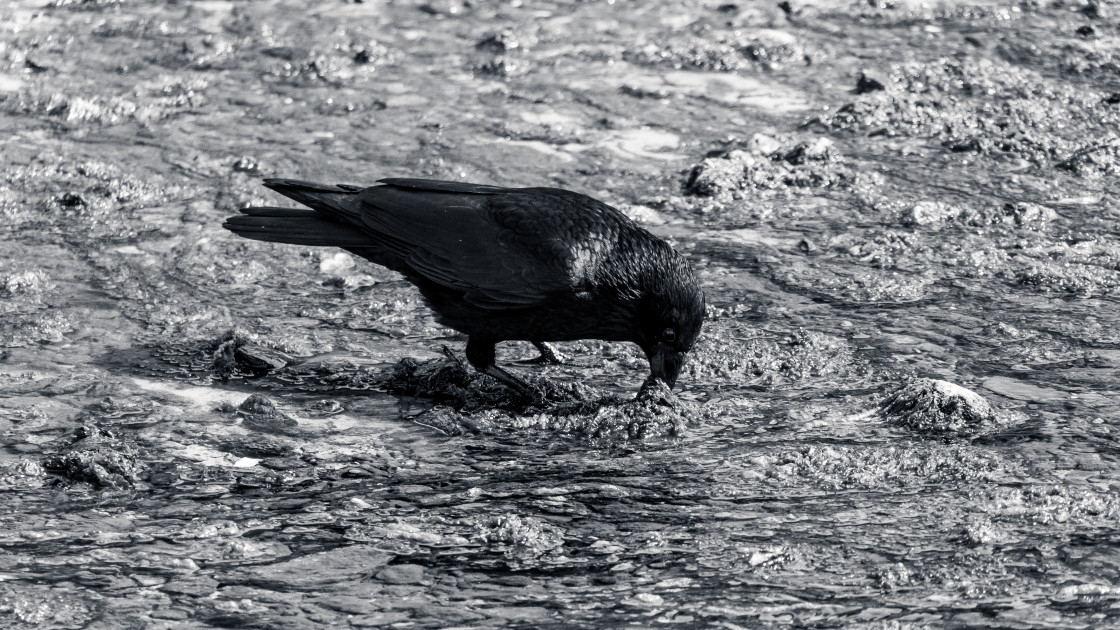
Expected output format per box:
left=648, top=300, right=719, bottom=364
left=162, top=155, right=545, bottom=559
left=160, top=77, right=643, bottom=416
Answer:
left=388, top=356, right=700, bottom=442
left=41, top=423, right=145, bottom=489
left=880, top=378, right=1018, bottom=437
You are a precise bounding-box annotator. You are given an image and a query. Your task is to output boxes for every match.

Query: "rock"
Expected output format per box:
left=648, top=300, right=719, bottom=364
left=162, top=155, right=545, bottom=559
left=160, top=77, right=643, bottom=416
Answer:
left=781, top=137, right=835, bottom=164
left=1081, top=1, right=1104, bottom=19
left=1002, top=202, right=1057, bottom=225
left=880, top=379, right=997, bottom=436
left=237, top=394, right=298, bottom=431
left=210, top=330, right=292, bottom=379
left=856, top=69, right=888, bottom=94
left=748, top=133, right=783, bottom=155
left=41, top=424, right=144, bottom=488
left=318, top=252, right=354, bottom=274
left=235, top=344, right=291, bottom=372
left=312, top=595, right=380, bottom=615
left=904, top=200, right=961, bottom=225
left=981, top=376, right=1066, bottom=403
left=1075, top=24, right=1097, bottom=38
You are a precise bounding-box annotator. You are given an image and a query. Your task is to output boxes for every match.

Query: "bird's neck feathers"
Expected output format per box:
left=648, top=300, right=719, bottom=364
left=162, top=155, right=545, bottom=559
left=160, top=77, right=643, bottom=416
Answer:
left=596, top=241, right=705, bottom=344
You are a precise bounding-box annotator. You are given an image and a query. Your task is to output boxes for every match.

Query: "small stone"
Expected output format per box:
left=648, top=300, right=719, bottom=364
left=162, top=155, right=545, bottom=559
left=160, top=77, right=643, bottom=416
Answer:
left=747, top=133, right=783, bottom=155
left=781, top=137, right=835, bottom=164
left=905, top=200, right=960, bottom=225
left=622, top=593, right=664, bottom=607
left=234, top=344, right=291, bottom=373
left=238, top=394, right=298, bottom=431
left=231, top=156, right=260, bottom=172
left=856, top=69, right=888, bottom=94
left=319, top=252, right=355, bottom=274
left=880, top=378, right=997, bottom=436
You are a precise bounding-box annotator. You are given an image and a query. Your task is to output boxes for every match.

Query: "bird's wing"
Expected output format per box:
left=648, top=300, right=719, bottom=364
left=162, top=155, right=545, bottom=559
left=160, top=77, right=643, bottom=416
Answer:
left=356, top=181, right=615, bottom=310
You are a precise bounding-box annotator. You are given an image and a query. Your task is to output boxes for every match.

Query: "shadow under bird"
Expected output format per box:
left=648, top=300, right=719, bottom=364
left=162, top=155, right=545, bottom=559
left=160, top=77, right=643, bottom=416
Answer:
left=223, top=178, right=705, bottom=401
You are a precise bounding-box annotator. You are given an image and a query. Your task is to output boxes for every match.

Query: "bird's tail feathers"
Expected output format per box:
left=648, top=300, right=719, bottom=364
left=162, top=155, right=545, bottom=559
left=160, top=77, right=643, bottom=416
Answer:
left=223, top=207, right=369, bottom=247
left=262, top=179, right=364, bottom=219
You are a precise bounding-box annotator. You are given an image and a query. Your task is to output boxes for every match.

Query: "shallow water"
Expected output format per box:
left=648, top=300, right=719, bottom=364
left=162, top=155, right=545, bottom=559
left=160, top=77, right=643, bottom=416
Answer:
left=2, top=0, right=1120, bottom=627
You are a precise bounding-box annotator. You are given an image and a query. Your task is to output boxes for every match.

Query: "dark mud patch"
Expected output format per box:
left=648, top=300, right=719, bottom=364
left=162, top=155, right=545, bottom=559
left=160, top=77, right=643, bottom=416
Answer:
left=684, top=319, right=865, bottom=389
left=41, top=423, right=145, bottom=489
left=389, top=357, right=700, bottom=442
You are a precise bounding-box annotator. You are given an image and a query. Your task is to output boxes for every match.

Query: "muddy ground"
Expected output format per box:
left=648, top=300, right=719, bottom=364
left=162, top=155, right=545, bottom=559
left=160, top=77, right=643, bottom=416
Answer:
left=2, top=0, right=1120, bottom=628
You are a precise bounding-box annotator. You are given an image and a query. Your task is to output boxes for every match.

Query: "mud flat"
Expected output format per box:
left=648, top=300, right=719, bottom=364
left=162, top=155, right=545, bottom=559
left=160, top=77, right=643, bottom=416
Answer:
left=1, top=0, right=1119, bottom=628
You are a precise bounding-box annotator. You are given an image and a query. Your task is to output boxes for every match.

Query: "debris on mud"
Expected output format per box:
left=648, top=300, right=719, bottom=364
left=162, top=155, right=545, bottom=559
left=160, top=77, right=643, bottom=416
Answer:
left=685, top=134, right=853, bottom=198
left=818, top=57, right=1120, bottom=171
left=766, top=258, right=938, bottom=304
left=1056, top=138, right=1120, bottom=178
left=210, top=330, right=293, bottom=380
left=384, top=354, right=594, bottom=411
left=756, top=443, right=1010, bottom=490
left=41, top=424, right=144, bottom=489
left=684, top=322, right=860, bottom=388
left=389, top=356, right=699, bottom=441
left=625, top=29, right=808, bottom=73
left=880, top=378, right=1022, bottom=438
left=474, top=514, right=565, bottom=561
left=900, top=200, right=1058, bottom=228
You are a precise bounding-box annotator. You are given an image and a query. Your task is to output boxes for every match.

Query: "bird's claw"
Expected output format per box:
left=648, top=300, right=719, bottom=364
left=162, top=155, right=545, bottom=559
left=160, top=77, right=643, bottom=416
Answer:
left=515, top=342, right=567, bottom=366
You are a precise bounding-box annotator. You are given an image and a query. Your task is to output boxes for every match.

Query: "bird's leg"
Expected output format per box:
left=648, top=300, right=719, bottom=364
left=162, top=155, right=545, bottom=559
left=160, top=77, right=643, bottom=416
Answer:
left=465, top=337, right=545, bottom=404
left=516, top=341, right=567, bottom=366
left=441, top=345, right=466, bottom=369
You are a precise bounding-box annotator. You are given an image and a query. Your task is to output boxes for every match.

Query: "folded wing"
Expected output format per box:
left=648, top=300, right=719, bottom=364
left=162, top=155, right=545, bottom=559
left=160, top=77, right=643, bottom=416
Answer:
left=228, top=179, right=610, bottom=310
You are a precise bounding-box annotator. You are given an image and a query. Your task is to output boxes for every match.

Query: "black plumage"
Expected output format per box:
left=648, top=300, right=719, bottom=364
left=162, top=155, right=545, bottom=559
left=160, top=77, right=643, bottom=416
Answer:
left=223, top=178, right=705, bottom=400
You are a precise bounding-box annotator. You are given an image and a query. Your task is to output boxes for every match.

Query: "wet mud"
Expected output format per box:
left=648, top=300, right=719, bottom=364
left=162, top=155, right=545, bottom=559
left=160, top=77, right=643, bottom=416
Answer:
left=2, top=0, right=1120, bottom=628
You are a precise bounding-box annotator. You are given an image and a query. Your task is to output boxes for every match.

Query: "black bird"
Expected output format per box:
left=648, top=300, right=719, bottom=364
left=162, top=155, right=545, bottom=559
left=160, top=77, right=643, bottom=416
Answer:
left=223, top=178, right=705, bottom=401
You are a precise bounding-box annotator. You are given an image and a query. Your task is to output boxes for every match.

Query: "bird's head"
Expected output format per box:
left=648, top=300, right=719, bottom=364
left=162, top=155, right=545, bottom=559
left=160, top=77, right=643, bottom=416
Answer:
left=635, top=262, right=705, bottom=389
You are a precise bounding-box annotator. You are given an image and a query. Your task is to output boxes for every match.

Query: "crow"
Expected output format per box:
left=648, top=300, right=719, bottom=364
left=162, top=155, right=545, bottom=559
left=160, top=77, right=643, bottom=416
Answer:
left=223, top=178, right=705, bottom=401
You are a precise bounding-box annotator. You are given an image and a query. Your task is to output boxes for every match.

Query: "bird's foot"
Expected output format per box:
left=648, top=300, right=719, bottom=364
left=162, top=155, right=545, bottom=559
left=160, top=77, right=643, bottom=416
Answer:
left=515, top=342, right=567, bottom=366
left=441, top=345, right=467, bottom=369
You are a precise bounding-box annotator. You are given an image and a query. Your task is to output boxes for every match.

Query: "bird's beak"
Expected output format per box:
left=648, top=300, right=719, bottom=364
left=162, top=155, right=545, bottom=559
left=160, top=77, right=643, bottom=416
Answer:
left=647, top=342, right=684, bottom=389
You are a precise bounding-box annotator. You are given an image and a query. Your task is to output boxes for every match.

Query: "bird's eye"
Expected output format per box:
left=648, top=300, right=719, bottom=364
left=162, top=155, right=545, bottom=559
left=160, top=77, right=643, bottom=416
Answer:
left=661, top=327, right=676, bottom=342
